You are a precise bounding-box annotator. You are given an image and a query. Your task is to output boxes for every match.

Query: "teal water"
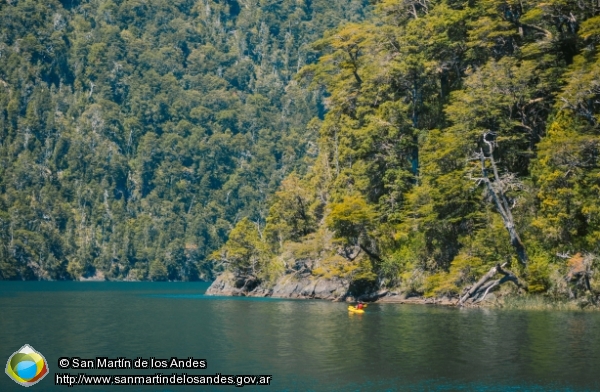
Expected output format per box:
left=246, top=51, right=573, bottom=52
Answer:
left=1, top=282, right=599, bottom=391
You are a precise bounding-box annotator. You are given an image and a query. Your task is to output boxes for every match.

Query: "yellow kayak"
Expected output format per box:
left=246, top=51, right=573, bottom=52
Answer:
left=348, top=306, right=365, bottom=314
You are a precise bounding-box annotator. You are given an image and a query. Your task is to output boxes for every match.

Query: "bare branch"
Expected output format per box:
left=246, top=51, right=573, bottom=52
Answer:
left=469, top=133, right=528, bottom=264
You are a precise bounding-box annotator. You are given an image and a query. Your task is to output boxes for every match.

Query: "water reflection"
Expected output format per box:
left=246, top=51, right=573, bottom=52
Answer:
left=1, top=282, right=599, bottom=391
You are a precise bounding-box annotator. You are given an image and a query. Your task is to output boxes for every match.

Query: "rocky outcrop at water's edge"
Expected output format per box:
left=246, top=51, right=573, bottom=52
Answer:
left=205, top=271, right=350, bottom=300
left=205, top=272, right=463, bottom=305
left=205, top=270, right=425, bottom=302
left=205, top=270, right=600, bottom=309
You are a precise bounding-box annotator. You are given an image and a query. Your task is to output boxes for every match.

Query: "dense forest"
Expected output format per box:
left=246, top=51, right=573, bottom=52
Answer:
left=0, top=0, right=370, bottom=280
left=212, top=0, right=600, bottom=301
left=1, top=0, right=599, bottom=301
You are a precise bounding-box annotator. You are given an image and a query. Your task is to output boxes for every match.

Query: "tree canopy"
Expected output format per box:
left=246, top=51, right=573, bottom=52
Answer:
left=214, top=0, right=600, bottom=299
left=0, top=0, right=370, bottom=280
left=2, top=0, right=599, bottom=300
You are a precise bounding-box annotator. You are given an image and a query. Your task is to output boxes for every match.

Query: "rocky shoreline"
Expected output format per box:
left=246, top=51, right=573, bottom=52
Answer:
left=205, top=271, right=350, bottom=301
left=204, top=271, right=460, bottom=305
left=204, top=272, right=600, bottom=310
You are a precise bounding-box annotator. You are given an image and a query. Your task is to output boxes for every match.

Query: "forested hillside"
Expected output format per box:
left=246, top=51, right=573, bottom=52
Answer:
left=213, top=0, right=600, bottom=301
left=0, top=0, right=370, bottom=280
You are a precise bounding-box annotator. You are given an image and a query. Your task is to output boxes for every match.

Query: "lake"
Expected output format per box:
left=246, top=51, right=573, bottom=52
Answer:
left=1, top=282, right=599, bottom=391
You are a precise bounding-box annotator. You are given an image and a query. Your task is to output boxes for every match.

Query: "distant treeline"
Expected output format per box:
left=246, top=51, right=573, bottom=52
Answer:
left=0, top=0, right=370, bottom=280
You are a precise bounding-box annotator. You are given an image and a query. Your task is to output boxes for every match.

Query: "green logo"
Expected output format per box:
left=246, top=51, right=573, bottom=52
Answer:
left=5, top=345, right=49, bottom=387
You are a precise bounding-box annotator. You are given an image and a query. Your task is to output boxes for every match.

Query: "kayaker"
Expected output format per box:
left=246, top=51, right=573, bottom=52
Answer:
left=356, top=301, right=364, bottom=310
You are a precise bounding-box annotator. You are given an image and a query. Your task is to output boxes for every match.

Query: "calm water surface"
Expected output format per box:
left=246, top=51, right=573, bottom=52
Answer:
left=1, top=282, right=599, bottom=391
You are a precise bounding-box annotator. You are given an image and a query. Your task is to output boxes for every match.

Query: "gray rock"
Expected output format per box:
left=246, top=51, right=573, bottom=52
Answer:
left=205, top=271, right=238, bottom=296
left=300, top=280, right=318, bottom=297
left=206, top=271, right=349, bottom=301
left=314, top=277, right=347, bottom=299
left=272, top=275, right=301, bottom=297
left=248, top=286, right=273, bottom=297
left=271, top=275, right=348, bottom=300
left=79, top=270, right=106, bottom=282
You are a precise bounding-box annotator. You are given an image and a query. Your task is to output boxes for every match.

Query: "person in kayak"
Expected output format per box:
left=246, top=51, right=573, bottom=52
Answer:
left=356, top=301, right=364, bottom=310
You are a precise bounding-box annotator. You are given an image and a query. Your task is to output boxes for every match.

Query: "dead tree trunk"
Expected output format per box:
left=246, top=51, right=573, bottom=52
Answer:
left=458, top=263, right=527, bottom=306
left=477, top=132, right=528, bottom=265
